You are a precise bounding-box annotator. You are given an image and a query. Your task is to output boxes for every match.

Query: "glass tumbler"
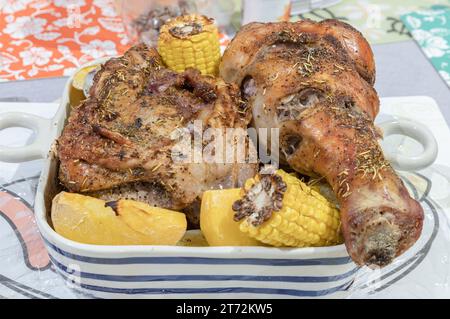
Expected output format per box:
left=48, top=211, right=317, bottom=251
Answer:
left=116, top=0, right=196, bottom=47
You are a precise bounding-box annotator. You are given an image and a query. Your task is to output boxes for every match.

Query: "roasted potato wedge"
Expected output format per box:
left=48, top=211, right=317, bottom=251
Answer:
left=51, top=192, right=187, bottom=245
left=200, top=189, right=261, bottom=246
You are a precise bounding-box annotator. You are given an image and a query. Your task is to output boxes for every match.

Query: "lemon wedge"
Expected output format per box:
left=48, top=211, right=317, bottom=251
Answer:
left=72, top=65, right=99, bottom=91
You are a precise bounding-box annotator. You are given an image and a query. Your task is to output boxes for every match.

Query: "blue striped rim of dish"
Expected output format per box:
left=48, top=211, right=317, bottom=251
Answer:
left=52, top=266, right=355, bottom=297
left=43, top=237, right=353, bottom=266
left=44, top=235, right=358, bottom=298
left=49, top=254, right=359, bottom=283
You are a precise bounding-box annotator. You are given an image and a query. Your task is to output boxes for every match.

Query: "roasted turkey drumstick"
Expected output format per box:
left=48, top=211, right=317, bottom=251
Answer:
left=220, top=20, right=423, bottom=267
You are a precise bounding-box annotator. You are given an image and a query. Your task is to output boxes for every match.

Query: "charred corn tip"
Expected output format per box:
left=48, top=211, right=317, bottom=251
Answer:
left=158, top=14, right=221, bottom=76
left=233, top=170, right=343, bottom=247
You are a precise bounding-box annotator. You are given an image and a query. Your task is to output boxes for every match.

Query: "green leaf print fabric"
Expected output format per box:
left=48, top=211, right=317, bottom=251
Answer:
left=291, top=0, right=450, bottom=45
left=401, top=7, right=450, bottom=87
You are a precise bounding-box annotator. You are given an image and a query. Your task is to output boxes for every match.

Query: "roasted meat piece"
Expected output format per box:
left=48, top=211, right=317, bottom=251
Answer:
left=58, top=44, right=257, bottom=222
left=220, top=20, right=423, bottom=267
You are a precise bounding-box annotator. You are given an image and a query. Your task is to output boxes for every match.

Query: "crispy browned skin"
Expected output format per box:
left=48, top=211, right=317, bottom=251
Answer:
left=58, top=44, right=257, bottom=216
left=220, top=20, right=423, bottom=267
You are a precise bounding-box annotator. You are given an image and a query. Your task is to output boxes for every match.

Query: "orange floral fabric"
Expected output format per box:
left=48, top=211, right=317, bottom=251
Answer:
left=0, top=0, right=130, bottom=81
left=0, top=1, right=231, bottom=82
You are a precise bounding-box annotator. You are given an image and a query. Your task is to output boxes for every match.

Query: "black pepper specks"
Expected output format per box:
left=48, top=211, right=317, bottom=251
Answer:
left=134, top=117, right=143, bottom=128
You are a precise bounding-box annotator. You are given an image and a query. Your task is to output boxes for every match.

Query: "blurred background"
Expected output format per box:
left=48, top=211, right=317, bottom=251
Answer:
left=0, top=0, right=449, bottom=88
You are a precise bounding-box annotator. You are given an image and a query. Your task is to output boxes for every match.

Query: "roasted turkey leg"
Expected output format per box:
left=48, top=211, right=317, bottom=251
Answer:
left=220, top=20, right=423, bottom=267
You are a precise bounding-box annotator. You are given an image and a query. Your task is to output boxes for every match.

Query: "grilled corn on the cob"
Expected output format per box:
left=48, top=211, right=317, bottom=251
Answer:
left=233, top=170, right=342, bottom=247
left=158, top=14, right=221, bottom=75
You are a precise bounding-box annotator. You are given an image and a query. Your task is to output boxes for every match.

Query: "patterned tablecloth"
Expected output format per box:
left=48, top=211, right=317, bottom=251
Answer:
left=401, top=6, right=450, bottom=88
left=293, top=0, right=450, bottom=45
left=0, top=0, right=129, bottom=82
left=0, top=0, right=237, bottom=82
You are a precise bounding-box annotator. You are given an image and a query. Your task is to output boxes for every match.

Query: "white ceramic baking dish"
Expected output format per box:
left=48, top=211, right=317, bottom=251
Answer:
left=0, top=58, right=438, bottom=298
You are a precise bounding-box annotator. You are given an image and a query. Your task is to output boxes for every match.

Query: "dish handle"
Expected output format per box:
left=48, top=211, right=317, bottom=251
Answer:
left=378, top=119, right=438, bottom=171
left=0, top=112, right=53, bottom=163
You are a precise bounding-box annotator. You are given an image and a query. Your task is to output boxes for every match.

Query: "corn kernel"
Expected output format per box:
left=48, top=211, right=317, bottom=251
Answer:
left=239, top=170, right=342, bottom=247
left=158, top=15, right=220, bottom=76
